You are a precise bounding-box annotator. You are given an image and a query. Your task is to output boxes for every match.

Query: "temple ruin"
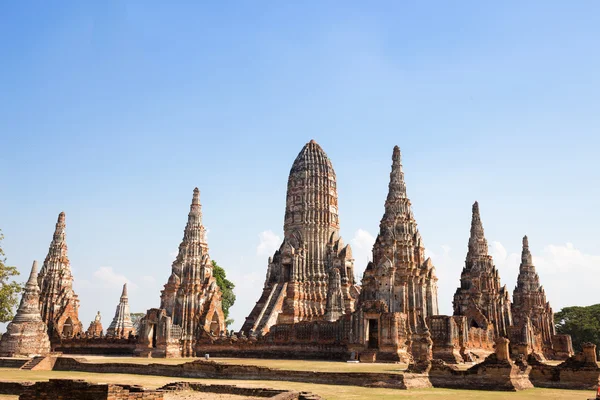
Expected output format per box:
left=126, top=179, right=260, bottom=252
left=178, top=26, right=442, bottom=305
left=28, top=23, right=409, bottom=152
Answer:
left=136, top=188, right=225, bottom=357
left=453, top=202, right=513, bottom=339
left=241, top=140, right=359, bottom=336
left=509, top=235, right=572, bottom=359
left=0, top=140, right=576, bottom=388
left=0, top=261, right=51, bottom=357
left=106, top=284, right=136, bottom=339
left=38, top=212, right=83, bottom=339
left=349, top=146, right=439, bottom=363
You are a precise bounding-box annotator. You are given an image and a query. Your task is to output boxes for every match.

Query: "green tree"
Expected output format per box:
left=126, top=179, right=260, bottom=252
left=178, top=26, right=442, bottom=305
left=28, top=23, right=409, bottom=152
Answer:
left=555, top=304, right=600, bottom=352
left=211, top=260, right=236, bottom=327
left=0, top=230, right=23, bottom=322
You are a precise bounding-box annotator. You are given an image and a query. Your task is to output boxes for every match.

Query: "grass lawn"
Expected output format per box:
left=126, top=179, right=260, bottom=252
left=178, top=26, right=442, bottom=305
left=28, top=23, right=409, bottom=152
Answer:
left=0, top=368, right=595, bottom=400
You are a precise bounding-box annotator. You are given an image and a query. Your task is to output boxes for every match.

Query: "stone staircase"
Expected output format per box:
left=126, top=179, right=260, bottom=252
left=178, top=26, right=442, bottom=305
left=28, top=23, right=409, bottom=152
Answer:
left=20, top=355, right=57, bottom=371
left=253, top=282, right=287, bottom=335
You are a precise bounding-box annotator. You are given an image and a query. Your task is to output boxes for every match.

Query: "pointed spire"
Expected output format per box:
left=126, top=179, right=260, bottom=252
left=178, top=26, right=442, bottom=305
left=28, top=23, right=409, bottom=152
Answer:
left=38, top=211, right=82, bottom=337
left=521, top=235, right=532, bottom=266
left=52, top=211, right=67, bottom=243
left=466, top=201, right=489, bottom=261
left=386, top=145, right=407, bottom=202
left=26, top=260, right=39, bottom=288
left=107, top=283, right=135, bottom=338
left=188, top=187, right=202, bottom=224
left=13, top=261, right=44, bottom=323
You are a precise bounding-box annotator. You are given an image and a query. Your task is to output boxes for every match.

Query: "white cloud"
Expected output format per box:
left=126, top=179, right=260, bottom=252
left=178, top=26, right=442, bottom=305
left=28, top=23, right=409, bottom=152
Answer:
left=351, top=229, right=375, bottom=281
left=256, top=230, right=281, bottom=257
left=93, top=267, right=138, bottom=290
left=169, top=250, right=178, bottom=258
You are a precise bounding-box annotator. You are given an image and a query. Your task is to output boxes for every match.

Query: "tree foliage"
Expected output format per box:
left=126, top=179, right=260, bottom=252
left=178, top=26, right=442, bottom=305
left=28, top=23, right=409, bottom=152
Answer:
left=211, top=260, right=236, bottom=327
left=0, top=230, right=23, bottom=323
left=555, top=304, right=600, bottom=352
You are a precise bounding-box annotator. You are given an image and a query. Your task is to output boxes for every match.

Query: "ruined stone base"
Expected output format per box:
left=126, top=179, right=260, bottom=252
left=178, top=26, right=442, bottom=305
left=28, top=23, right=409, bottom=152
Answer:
left=529, top=351, right=600, bottom=390
left=19, top=379, right=163, bottom=399
left=134, top=342, right=181, bottom=358
left=0, top=321, right=51, bottom=358
left=428, top=356, right=533, bottom=391
left=432, top=344, right=464, bottom=364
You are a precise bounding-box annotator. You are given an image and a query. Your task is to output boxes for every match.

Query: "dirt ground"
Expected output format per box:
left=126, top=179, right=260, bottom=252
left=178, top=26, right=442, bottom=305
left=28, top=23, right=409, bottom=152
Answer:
left=164, top=392, right=262, bottom=400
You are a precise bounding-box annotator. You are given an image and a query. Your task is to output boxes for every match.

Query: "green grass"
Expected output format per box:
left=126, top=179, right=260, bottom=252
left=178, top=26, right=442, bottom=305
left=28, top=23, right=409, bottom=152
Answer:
left=0, top=368, right=595, bottom=400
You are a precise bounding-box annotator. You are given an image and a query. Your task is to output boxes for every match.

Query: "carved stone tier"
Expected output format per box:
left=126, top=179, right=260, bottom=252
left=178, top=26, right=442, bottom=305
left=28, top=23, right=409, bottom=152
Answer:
left=350, top=146, right=439, bottom=363
left=510, top=236, right=557, bottom=356
left=155, top=188, right=225, bottom=357
left=241, top=140, right=359, bottom=336
left=106, top=284, right=136, bottom=339
left=38, top=212, right=83, bottom=338
left=453, top=202, right=512, bottom=338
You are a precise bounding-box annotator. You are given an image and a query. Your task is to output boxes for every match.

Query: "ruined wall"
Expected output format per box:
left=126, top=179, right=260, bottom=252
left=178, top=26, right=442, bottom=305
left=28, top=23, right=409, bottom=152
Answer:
left=529, top=343, right=600, bottom=390
left=53, top=357, right=428, bottom=389
left=19, top=379, right=163, bottom=400
left=199, top=318, right=352, bottom=360
left=54, top=337, right=137, bottom=355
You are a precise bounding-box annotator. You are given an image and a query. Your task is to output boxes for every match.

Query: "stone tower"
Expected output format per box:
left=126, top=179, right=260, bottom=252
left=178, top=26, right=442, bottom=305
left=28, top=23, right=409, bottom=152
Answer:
left=38, top=212, right=83, bottom=338
left=453, top=202, right=512, bottom=338
left=106, top=283, right=136, bottom=338
left=0, top=261, right=51, bottom=357
left=159, top=188, right=225, bottom=356
left=511, top=235, right=555, bottom=348
left=241, top=140, right=358, bottom=335
left=352, top=146, right=438, bottom=362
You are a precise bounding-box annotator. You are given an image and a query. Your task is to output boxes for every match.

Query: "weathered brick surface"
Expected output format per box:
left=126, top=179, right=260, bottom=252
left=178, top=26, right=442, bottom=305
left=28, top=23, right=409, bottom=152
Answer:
left=53, top=357, right=427, bottom=389
left=0, top=261, right=51, bottom=357
left=529, top=343, right=600, bottom=390
left=38, top=212, right=83, bottom=340
left=158, top=381, right=323, bottom=399
left=241, top=140, right=359, bottom=336
left=18, top=379, right=163, bottom=400
left=54, top=337, right=137, bottom=355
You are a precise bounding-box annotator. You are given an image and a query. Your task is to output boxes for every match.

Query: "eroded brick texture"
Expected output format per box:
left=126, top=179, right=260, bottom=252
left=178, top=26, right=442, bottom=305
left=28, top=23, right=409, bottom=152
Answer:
left=241, top=140, right=359, bottom=336
left=38, top=212, right=83, bottom=339
left=0, top=261, right=51, bottom=357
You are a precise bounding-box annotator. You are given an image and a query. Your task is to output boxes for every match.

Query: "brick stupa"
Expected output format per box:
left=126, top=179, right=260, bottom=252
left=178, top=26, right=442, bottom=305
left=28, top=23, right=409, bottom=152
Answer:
left=159, top=188, right=225, bottom=356
left=453, top=202, right=513, bottom=337
left=241, top=140, right=360, bottom=336
left=38, top=212, right=83, bottom=338
left=106, top=283, right=136, bottom=338
left=0, top=261, right=51, bottom=357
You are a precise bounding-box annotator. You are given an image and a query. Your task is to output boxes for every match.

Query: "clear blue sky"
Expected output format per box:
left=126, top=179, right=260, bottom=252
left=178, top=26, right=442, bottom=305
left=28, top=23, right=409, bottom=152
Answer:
left=1, top=1, right=599, bottom=330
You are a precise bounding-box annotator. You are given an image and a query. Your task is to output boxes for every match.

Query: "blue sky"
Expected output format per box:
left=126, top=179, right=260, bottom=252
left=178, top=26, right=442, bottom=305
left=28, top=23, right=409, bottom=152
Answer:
left=1, top=1, right=599, bottom=330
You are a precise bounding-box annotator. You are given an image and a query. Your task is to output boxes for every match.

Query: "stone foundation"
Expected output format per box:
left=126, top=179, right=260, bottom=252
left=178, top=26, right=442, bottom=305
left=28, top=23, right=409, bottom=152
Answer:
left=529, top=343, right=600, bottom=390
left=53, top=357, right=428, bottom=389
left=54, top=337, right=137, bottom=355
left=19, top=379, right=163, bottom=400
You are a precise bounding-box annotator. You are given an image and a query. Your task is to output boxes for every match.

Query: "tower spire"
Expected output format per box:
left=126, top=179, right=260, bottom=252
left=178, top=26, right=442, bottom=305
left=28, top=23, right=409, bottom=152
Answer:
left=467, top=201, right=489, bottom=261
left=521, top=235, right=532, bottom=266
left=37, top=211, right=83, bottom=338
left=385, top=146, right=407, bottom=204
left=106, top=282, right=135, bottom=338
